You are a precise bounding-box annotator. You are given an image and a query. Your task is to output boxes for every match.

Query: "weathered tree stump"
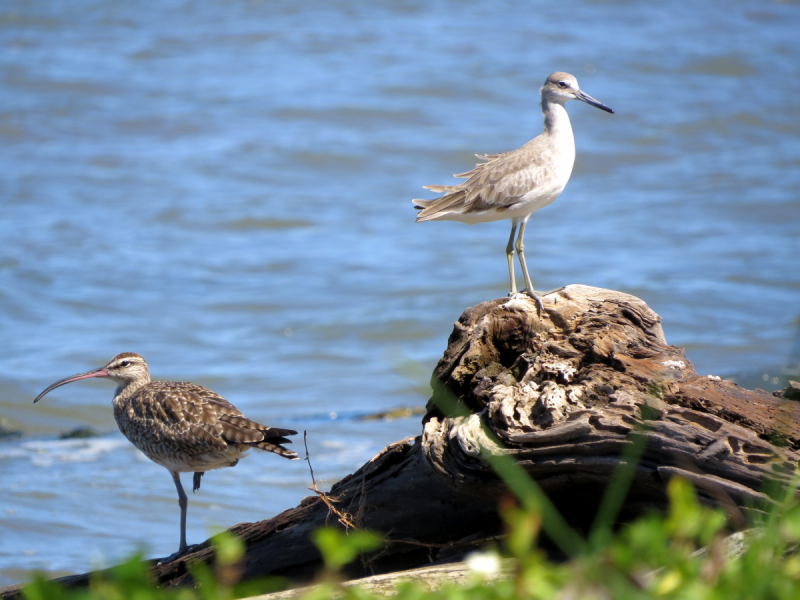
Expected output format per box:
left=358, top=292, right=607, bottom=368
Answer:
left=3, top=285, right=798, bottom=598
left=421, top=285, right=799, bottom=528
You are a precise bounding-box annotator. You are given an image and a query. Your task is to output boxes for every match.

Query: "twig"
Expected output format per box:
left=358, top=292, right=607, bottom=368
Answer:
left=304, top=430, right=356, bottom=529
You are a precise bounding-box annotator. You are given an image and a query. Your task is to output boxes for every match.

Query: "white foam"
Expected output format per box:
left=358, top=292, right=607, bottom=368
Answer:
left=0, top=437, right=129, bottom=468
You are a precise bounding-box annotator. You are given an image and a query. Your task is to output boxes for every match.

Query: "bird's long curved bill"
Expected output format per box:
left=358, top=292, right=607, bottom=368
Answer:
left=577, top=91, right=614, bottom=114
left=33, top=367, right=110, bottom=403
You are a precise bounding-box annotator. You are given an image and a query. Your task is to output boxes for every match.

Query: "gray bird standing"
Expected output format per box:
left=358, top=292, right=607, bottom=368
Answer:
left=414, top=71, right=614, bottom=312
left=34, top=352, right=298, bottom=560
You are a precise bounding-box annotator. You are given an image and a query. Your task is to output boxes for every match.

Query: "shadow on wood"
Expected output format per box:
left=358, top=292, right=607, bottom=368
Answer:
left=3, top=285, right=798, bottom=598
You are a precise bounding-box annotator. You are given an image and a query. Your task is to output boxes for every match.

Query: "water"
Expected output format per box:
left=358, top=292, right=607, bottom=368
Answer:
left=1, top=0, right=799, bottom=586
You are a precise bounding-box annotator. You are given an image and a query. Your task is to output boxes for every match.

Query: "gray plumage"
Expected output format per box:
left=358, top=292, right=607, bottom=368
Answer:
left=34, top=351, right=298, bottom=558
left=414, top=72, right=613, bottom=311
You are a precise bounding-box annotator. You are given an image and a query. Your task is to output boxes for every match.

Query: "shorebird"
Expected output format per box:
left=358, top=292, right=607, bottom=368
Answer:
left=414, top=71, right=613, bottom=312
left=34, top=352, right=298, bottom=560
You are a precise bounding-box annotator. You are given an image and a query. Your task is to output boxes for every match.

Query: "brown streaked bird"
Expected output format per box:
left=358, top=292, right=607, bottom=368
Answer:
left=34, top=352, right=298, bottom=560
left=414, top=71, right=613, bottom=313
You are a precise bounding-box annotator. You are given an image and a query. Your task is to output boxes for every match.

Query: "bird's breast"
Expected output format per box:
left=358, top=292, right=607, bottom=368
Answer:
left=148, top=448, right=247, bottom=473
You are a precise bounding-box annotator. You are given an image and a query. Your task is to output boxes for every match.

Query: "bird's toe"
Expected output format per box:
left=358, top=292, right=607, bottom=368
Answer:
left=156, top=544, right=200, bottom=566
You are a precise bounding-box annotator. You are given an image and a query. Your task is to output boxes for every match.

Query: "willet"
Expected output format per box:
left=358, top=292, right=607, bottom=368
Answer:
left=34, top=352, right=298, bottom=561
left=414, top=72, right=613, bottom=312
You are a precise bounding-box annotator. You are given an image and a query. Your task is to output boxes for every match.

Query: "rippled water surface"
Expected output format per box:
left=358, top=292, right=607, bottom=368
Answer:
left=2, top=0, right=799, bottom=586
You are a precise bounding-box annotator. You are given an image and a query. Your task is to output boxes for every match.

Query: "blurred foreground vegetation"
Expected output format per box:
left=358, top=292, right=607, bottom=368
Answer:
left=17, top=470, right=800, bottom=600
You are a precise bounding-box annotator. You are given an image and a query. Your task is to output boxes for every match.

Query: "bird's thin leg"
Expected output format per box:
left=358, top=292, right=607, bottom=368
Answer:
left=172, top=471, right=189, bottom=554
left=506, top=221, right=519, bottom=295
left=193, top=471, right=204, bottom=493
left=515, top=220, right=544, bottom=314
left=157, top=471, right=191, bottom=565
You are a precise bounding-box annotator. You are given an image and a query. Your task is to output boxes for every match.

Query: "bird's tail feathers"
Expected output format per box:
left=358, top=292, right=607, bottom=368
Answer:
left=423, top=184, right=456, bottom=193
left=255, top=441, right=299, bottom=459
left=268, top=427, right=298, bottom=437
left=413, top=184, right=457, bottom=212
left=255, top=427, right=299, bottom=459
left=415, top=190, right=467, bottom=222
left=412, top=198, right=431, bottom=210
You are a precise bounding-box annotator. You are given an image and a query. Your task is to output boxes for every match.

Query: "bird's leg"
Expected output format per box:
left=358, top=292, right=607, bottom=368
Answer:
left=193, top=471, right=204, bottom=493
left=157, top=472, right=194, bottom=565
left=157, top=471, right=190, bottom=565
left=172, top=471, right=189, bottom=554
left=515, top=221, right=544, bottom=315
left=506, top=222, right=519, bottom=295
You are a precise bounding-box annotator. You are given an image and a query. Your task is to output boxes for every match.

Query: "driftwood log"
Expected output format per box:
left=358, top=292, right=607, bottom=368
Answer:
left=3, top=285, right=799, bottom=598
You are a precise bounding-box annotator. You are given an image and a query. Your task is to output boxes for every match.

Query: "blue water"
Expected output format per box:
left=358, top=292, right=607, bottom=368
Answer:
left=1, top=0, right=799, bottom=586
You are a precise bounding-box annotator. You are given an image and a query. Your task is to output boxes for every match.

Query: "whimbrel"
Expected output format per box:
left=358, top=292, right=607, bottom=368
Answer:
left=34, top=352, right=298, bottom=560
left=414, top=72, right=614, bottom=312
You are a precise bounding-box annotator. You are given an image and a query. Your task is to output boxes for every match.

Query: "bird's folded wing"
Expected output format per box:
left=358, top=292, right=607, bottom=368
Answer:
left=419, top=149, right=542, bottom=217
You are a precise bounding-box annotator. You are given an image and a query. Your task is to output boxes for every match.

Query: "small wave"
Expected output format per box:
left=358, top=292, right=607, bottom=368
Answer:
left=0, top=437, right=129, bottom=467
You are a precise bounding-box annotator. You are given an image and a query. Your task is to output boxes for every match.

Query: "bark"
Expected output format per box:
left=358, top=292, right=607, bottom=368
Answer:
left=3, top=285, right=798, bottom=598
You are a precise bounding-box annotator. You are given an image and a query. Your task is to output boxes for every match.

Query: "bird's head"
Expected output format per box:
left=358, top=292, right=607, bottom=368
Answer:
left=34, top=352, right=151, bottom=403
left=541, top=71, right=614, bottom=114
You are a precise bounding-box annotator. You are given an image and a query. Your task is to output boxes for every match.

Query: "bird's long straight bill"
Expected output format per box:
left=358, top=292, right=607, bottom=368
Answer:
left=33, top=367, right=110, bottom=403
left=577, top=90, right=614, bottom=114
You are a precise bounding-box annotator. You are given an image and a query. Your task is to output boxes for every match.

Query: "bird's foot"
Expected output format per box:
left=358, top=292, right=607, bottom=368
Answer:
left=507, top=289, right=544, bottom=315
left=525, top=290, right=545, bottom=315
left=156, top=544, right=199, bottom=566
left=510, top=286, right=565, bottom=315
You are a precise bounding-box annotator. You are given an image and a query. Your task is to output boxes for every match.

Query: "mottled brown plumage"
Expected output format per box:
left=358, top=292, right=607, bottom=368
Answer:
left=34, top=352, right=298, bottom=559
left=414, top=72, right=613, bottom=312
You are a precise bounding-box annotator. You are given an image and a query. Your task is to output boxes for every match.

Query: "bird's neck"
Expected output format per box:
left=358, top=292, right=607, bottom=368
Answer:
left=542, top=99, right=574, bottom=140
left=112, top=377, right=150, bottom=405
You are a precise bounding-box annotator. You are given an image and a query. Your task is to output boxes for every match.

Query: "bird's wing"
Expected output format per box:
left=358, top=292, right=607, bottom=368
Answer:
left=119, top=382, right=298, bottom=460
left=119, top=382, right=229, bottom=454
left=416, top=142, right=546, bottom=219
left=168, top=383, right=298, bottom=456
left=454, top=151, right=510, bottom=178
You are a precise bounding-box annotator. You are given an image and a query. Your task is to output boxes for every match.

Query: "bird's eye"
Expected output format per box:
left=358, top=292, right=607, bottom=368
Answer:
left=558, top=81, right=568, bottom=88
left=120, top=360, right=131, bottom=367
